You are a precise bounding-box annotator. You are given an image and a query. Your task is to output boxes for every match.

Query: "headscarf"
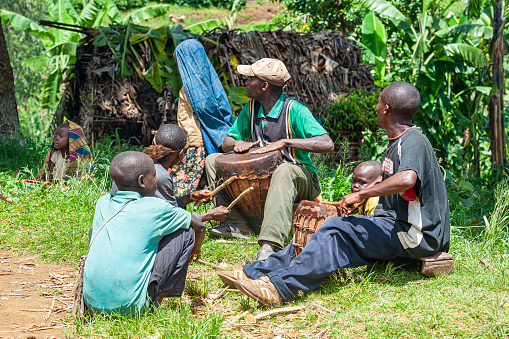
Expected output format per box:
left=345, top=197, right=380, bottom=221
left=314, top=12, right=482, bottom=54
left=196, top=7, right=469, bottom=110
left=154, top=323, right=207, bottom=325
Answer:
left=175, top=39, right=233, bottom=154
left=38, top=121, right=94, bottom=181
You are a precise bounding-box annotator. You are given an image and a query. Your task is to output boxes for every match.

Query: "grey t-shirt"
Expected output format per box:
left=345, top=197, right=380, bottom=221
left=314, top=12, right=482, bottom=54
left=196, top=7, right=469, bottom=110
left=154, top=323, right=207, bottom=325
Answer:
left=373, top=127, right=450, bottom=258
left=111, top=162, right=184, bottom=208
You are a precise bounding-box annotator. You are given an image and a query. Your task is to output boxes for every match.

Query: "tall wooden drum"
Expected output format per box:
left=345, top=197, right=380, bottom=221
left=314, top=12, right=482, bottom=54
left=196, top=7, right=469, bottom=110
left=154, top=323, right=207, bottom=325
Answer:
left=216, top=150, right=282, bottom=221
left=292, top=200, right=339, bottom=257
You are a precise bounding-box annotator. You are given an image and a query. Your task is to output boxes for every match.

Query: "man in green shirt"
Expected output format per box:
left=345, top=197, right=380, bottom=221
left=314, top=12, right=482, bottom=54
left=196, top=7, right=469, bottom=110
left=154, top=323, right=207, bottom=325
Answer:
left=206, top=58, right=334, bottom=261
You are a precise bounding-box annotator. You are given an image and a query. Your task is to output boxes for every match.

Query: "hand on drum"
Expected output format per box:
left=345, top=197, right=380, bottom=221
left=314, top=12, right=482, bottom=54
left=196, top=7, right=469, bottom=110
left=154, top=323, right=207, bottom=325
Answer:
left=249, top=140, right=285, bottom=154
left=234, top=140, right=260, bottom=153
left=338, top=192, right=365, bottom=216
left=190, top=189, right=213, bottom=203
left=201, top=206, right=231, bottom=222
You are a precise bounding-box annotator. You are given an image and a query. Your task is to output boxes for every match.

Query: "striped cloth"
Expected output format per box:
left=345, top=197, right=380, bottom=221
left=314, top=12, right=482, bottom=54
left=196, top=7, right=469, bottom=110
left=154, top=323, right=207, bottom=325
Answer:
left=175, top=39, right=233, bottom=154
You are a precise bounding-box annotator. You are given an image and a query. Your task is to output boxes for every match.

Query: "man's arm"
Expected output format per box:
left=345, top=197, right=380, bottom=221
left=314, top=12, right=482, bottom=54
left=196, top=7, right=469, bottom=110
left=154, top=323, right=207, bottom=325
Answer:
left=222, top=135, right=261, bottom=153
left=339, top=170, right=418, bottom=215
left=189, top=215, right=206, bottom=263
left=250, top=134, right=334, bottom=154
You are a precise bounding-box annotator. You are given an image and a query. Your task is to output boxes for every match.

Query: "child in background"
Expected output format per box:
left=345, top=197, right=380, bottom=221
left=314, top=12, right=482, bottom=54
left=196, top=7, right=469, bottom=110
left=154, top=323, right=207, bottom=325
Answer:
left=111, top=125, right=223, bottom=219
left=38, top=121, right=94, bottom=182
left=351, top=160, right=382, bottom=216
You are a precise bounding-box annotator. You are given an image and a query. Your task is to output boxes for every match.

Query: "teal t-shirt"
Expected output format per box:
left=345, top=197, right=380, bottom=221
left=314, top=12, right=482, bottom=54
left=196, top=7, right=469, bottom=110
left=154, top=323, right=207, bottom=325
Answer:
left=83, top=191, right=191, bottom=315
left=227, top=94, right=327, bottom=173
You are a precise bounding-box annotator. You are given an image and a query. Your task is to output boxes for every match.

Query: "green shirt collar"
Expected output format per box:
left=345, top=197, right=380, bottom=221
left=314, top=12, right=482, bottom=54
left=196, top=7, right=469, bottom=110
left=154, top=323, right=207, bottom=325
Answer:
left=257, top=93, right=287, bottom=119
left=111, top=190, right=143, bottom=200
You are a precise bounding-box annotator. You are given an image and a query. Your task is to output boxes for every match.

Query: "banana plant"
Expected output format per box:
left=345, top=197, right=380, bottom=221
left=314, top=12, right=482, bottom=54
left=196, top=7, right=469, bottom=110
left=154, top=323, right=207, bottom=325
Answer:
left=1, top=0, right=171, bottom=109
left=358, top=9, right=387, bottom=87
left=356, top=0, right=488, bottom=70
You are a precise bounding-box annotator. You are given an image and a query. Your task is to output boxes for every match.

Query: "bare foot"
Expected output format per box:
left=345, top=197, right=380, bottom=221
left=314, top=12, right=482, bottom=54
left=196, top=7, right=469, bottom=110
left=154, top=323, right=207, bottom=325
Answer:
left=232, top=223, right=254, bottom=236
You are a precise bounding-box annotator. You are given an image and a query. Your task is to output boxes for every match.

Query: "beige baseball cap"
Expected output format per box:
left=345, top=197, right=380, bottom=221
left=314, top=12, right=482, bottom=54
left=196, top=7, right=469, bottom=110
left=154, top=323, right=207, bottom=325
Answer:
left=237, top=58, right=291, bottom=87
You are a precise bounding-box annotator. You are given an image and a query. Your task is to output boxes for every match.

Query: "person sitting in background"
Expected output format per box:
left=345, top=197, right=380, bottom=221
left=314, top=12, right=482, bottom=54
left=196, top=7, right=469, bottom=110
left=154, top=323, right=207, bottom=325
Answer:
left=170, top=39, right=233, bottom=198
left=351, top=160, right=383, bottom=216
left=111, top=124, right=230, bottom=222
left=84, top=151, right=225, bottom=315
left=38, top=121, right=94, bottom=182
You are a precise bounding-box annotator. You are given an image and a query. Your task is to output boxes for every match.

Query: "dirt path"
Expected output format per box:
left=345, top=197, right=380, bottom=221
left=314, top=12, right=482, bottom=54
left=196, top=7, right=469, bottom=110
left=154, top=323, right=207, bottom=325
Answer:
left=0, top=251, right=75, bottom=339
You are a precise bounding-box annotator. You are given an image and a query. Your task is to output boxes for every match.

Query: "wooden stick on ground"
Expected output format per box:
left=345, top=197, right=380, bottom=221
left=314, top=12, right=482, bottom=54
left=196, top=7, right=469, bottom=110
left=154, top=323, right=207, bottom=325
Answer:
left=226, top=187, right=253, bottom=210
left=246, top=305, right=306, bottom=324
left=226, top=308, right=253, bottom=324
left=44, top=295, right=56, bottom=323
left=20, top=309, right=51, bottom=312
left=193, top=176, right=238, bottom=211
left=196, top=259, right=223, bottom=270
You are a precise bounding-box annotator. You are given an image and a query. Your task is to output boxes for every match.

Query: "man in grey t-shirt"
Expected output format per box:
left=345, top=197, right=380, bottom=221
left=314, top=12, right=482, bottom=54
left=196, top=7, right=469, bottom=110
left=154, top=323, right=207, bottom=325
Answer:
left=218, top=81, right=450, bottom=307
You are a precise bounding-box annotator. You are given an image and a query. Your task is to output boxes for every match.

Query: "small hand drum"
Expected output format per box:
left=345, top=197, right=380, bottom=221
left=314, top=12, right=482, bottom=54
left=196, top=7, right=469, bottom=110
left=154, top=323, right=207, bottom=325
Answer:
left=292, top=200, right=339, bottom=257
left=216, top=150, right=282, bottom=221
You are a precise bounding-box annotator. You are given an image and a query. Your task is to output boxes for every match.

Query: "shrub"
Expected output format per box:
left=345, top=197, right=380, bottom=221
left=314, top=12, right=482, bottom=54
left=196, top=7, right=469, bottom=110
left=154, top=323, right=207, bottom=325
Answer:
left=115, top=0, right=148, bottom=10
left=323, top=88, right=379, bottom=151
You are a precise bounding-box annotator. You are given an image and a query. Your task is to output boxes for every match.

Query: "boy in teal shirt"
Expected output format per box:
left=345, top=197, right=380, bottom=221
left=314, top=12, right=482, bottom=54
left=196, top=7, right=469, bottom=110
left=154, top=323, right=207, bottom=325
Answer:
left=83, top=151, right=215, bottom=315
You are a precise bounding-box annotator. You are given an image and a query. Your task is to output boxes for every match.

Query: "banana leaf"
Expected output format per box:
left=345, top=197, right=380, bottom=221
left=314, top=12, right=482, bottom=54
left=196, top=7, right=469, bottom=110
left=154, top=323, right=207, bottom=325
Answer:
left=121, top=4, right=170, bottom=25
left=443, top=43, right=487, bottom=68
left=436, top=24, right=493, bottom=39
left=42, top=68, right=63, bottom=109
left=0, top=9, right=53, bottom=40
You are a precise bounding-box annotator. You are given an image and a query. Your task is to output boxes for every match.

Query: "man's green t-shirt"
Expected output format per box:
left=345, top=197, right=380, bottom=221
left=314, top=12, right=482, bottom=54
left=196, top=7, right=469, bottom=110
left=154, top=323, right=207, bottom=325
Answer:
left=227, top=93, right=327, bottom=174
left=83, top=191, right=191, bottom=315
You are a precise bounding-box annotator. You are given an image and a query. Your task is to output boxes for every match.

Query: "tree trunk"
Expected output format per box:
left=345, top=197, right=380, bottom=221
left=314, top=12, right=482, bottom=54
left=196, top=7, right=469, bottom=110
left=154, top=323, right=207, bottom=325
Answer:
left=489, top=1, right=506, bottom=169
left=0, top=23, right=21, bottom=141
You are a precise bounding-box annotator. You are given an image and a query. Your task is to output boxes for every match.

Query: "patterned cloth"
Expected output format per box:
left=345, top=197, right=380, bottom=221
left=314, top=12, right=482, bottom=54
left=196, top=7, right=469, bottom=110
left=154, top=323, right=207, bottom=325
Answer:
left=38, top=121, right=94, bottom=181
left=168, top=146, right=206, bottom=198
left=175, top=39, right=233, bottom=154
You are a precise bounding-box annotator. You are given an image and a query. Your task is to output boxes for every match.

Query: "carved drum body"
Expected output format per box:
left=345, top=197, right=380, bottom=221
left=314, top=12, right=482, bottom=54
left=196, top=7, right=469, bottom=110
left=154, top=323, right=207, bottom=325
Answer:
left=292, top=200, right=339, bottom=257
left=216, top=150, right=282, bottom=222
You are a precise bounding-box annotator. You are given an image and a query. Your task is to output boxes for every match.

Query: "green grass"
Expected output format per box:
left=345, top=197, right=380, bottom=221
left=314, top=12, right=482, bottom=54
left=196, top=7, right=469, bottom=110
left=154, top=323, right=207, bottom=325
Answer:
left=1, top=138, right=508, bottom=338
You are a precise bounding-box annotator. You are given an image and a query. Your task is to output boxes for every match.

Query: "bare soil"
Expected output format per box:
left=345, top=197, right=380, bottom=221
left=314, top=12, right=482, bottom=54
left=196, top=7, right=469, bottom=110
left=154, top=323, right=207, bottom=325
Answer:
left=176, top=0, right=281, bottom=26
left=0, top=251, right=75, bottom=339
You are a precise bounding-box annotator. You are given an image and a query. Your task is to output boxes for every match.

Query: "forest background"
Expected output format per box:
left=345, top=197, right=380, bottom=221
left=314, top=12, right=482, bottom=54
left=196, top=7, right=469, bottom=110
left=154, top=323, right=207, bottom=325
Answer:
left=1, top=0, right=509, bottom=337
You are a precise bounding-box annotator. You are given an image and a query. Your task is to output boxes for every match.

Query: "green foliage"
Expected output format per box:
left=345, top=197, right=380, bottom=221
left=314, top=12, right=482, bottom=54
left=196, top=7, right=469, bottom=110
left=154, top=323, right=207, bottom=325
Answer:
left=359, top=127, right=388, bottom=161
left=93, top=23, right=191, bottom=94
left=1, top=0, right=53, bottom=140
left=272, top=0, right=365, bottom=33
left=324, top=88, right=379, bottom=144
left=317, top=140, right=355, bottom=202
left=483, top=179, right=509, bottom=248
left=353, top=0, right=505, bottom=179
left=113, top=0, right=147, bottom=10
left=2, top=0, right=172, bottom=115
left=162, top=0, right=246, bottom=10
left=359, top=9, right=388, bottom=86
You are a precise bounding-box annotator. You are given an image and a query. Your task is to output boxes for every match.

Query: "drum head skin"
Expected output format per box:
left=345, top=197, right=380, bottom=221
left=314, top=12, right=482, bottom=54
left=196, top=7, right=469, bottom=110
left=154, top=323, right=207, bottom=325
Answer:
left=216, top=150, right=282, bottom=175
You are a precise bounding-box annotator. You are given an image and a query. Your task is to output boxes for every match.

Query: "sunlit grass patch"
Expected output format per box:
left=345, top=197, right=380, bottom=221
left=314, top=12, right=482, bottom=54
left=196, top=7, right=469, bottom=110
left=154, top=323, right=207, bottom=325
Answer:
left=71, top=301, right=223, bottom=338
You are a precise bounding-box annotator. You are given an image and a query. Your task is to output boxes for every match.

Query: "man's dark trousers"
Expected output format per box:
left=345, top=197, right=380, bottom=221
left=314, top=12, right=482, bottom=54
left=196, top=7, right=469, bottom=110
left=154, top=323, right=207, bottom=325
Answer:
left=243, top=216, right=408, bottom=301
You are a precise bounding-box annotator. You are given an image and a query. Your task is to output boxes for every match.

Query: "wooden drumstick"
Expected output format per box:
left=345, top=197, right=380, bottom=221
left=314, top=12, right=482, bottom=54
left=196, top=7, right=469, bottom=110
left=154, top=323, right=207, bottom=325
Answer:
left=320, top=201, right=341, bottom=207
left=226, top=186, right=254, bottom=210
left=193, top=176, right=238, bottom=211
